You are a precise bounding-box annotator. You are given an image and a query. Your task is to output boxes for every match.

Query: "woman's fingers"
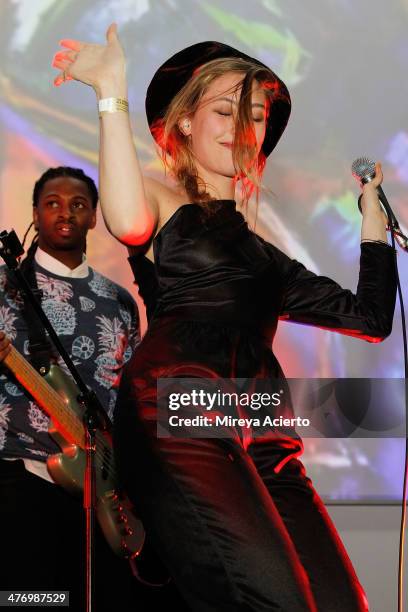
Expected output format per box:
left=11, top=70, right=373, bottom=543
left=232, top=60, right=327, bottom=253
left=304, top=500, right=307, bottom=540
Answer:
left=373, top=162, right=383, bottom=186
left=54, top=73, right=64, bottom=87
left=54, top=50, right=77, bottom=63
left=361, top=161, right=383, bottom=190
left=52, top=48, right=78, bottom=86
left=54, top=72, right=73, bottom=87
left=359, top=162, right=388, bottom=223
left=52, top=57, right=72, bottom=71
left=59, top=38, right=85, bottom=52
left=52, top=53, right=73, bottom=87
left=52, top=25, right=125, bottom=90
left=52, top=47, right=77, bottom=86
left=371, top=161, right=383, bottom=186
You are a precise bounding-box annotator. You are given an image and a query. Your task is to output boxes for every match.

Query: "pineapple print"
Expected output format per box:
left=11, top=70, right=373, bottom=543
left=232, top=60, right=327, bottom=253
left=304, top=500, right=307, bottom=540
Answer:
left=42, top=299, right=77, bottom=335
left=0, top=394, right=12, bottom=429
left=79, top=296, right=96, bottom=312
left=95, top=315, right=126, bottom=389
left=0, top=306, right=18, bottom=340
left=0, top=427, right=6, bottom=451
left=28, top=402, right=50, bottom=433
left=35, top=273, right=77, bottom=334
left=0, top=394, right=11, bottom=450
left=36, top=273, right=73, bottom=302
left=89, top=271, right=118, bottom=300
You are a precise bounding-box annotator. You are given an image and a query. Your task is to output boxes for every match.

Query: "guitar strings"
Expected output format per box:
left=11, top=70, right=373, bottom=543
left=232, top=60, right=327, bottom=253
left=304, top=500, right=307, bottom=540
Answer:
left=10, top=348, right=119, bottom=480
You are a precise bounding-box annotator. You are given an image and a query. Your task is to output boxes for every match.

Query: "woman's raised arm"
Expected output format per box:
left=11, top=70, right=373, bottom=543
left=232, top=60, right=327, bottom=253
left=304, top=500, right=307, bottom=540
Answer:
left=52, top=23, right=158, bottom=246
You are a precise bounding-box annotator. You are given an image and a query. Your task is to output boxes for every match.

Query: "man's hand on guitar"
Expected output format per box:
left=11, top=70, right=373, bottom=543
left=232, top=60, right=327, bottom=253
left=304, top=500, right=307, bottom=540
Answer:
left=0, top=332, right=11, bottom=362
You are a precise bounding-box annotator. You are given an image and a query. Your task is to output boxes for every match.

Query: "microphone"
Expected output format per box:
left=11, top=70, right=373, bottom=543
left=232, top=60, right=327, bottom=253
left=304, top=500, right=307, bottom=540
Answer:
left=351, top=157, right=408, bottom=252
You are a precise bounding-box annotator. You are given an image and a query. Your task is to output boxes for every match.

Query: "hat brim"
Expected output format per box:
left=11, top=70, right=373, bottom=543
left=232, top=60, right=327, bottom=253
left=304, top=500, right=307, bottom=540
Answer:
left=145, top=41, right=291, bottom=158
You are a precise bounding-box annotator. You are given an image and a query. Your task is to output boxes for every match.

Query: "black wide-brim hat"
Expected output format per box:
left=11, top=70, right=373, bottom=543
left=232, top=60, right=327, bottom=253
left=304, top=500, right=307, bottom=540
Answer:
left=146, top=41, right=291, bottom=158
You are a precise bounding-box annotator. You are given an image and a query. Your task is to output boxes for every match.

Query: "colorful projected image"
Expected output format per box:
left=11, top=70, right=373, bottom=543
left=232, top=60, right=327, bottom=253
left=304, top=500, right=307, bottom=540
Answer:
left=1, top=0, right=407, bottom=502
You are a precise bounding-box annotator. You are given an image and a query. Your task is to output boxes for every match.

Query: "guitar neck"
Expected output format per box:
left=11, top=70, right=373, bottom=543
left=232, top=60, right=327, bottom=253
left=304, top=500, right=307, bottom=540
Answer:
left=4, top=346, right=85, bottom=449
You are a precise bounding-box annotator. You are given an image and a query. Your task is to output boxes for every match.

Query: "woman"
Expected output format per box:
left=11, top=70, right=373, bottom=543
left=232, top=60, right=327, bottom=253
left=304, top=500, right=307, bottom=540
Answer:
left=52, top=25, right=396, bottom=611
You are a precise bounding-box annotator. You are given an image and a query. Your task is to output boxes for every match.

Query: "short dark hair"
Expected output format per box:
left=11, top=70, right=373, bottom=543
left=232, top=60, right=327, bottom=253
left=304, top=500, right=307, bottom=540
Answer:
left=32, top=166, right=98, bottom=209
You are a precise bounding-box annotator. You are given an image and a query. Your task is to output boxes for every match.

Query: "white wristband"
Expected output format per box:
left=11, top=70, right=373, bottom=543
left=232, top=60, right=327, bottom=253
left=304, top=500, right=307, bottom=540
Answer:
left=98, top=97, right=129, bottom=116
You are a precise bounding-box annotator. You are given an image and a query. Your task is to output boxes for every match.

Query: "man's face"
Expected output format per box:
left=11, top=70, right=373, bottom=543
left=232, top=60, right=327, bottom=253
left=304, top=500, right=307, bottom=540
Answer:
left=33, top=176, right=97, bottom=257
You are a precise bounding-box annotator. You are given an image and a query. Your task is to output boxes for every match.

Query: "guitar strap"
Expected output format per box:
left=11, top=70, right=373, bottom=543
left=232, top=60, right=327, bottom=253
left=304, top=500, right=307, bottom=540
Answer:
left=19, top=263, right=54, bottom=375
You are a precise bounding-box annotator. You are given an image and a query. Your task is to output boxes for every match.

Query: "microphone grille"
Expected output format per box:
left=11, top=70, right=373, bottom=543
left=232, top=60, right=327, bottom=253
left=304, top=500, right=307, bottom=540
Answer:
left=351, top=157, right=376, bottom=182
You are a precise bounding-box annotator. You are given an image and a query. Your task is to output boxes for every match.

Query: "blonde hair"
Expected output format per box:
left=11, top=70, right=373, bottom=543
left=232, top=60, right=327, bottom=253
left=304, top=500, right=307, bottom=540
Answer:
left=151, top=57, right=279, bottom=213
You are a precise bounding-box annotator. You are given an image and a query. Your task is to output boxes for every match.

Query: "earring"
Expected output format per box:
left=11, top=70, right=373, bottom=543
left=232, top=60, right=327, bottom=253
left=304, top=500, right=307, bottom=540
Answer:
left=183, top=120, right=190, bottom=133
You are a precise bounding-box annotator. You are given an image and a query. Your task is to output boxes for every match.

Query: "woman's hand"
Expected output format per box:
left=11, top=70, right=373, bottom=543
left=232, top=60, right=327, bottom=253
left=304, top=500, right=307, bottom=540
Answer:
left=52, top=23, right=126, bottom=98
left=359, top=162, right=389, bottom=228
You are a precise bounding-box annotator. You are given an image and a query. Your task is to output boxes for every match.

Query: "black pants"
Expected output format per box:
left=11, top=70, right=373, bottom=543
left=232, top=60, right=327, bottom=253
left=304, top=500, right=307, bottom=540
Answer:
left=114, top=410, right=370, bottom=612
left=0, top=458, right=188, bottom=611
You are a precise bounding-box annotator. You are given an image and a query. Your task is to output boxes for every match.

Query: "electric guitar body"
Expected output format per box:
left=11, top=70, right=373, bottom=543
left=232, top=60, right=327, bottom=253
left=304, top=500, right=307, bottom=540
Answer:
left=4, top=349, right=145, bottom=559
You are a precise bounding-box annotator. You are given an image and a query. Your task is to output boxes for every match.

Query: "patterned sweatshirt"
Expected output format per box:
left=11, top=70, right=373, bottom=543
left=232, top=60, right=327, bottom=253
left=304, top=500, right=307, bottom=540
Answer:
left=0, top=249, right=139, bottom=466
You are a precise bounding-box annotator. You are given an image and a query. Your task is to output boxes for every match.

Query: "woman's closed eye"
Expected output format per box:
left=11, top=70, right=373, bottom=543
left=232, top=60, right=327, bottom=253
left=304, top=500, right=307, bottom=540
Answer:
left=215, top=110, right=264, bottom=122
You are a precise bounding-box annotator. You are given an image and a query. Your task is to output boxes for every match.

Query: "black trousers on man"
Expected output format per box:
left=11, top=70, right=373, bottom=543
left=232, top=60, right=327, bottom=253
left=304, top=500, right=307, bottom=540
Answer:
left=0, top=458, right=188, bottom=611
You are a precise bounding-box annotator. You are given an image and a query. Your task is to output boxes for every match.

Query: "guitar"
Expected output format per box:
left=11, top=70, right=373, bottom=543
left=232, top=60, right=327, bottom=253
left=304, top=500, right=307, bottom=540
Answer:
left=3, top=344, right=145, bottom=559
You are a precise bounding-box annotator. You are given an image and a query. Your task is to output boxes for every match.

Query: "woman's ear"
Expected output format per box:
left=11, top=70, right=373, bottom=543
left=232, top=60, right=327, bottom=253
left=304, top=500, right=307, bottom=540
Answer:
left=178, top=117, right=191, bottom=136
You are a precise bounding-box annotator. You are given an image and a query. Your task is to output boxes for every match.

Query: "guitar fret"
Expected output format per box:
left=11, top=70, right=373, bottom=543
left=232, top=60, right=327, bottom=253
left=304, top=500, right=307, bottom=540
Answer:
left=5, top=347, right=85, bottom=447
left=5, top=349, right=113, bottom=463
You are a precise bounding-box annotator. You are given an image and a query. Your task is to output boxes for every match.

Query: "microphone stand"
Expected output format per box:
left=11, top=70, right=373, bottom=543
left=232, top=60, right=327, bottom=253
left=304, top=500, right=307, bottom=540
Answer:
left=377, top=186, right=408, bottom=252
left=0, top=229, right=111, bottom=612
left=368, top=190, right=408, bottom=612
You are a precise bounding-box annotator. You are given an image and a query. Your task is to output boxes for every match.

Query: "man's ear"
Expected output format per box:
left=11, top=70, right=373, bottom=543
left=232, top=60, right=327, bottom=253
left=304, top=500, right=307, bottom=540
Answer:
left=178, top=117, right=192, bottom=136
left=89, top=207, right=97, bottom=230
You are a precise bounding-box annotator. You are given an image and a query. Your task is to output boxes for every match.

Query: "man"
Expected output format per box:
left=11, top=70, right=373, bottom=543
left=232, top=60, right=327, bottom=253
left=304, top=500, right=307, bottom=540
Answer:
left=0, top=167, right=185, bottom=610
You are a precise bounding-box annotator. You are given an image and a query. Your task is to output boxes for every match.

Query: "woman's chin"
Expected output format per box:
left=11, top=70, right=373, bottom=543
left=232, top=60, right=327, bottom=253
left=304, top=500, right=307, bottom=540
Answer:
left=217, top=164, right=238, bottom=179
